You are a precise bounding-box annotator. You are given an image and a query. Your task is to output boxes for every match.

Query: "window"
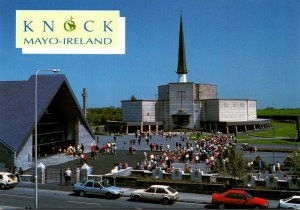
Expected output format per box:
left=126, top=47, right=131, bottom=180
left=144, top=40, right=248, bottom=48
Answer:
left=235, top=194, right=247, bottom=200
left=156, top=188, right=166, bottom=194
left=167, top=187, right=177, bottom=193
left=145, top=187, right=155, bottom=193
left=245, top=192, right=253, bottom=199
left=225, top=193, right=236, bottom=199
left=288, top=198, right=300, bottom=204
left=84, top=181, right=93, bottom=187
left=94, top=182, right=101, bottom=188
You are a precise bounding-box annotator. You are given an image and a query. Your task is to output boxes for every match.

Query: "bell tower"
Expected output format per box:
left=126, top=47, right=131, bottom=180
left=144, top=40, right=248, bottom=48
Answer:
left=176, top=14, right=188, bottom=83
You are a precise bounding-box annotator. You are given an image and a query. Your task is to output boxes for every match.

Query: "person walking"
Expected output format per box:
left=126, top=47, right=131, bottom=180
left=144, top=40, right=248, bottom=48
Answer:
left=64, top=168, right=72, bottom=186
left=276, top=161, right=281, bottom=172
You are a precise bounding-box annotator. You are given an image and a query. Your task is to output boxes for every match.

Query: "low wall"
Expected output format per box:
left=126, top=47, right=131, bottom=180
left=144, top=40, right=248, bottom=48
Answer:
left=102, top=175, right=300, bottom=199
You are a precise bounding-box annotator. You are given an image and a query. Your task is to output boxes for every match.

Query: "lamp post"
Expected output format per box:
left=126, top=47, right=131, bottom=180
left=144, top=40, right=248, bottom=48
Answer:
left=272, top=127, right=275, bottom=164
left=35, top=69, right=60, bottom=209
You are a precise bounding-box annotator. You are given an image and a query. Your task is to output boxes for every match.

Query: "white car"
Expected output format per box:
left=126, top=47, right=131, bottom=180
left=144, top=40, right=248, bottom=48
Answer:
left=130, top=185, right=179, bottom=205
left=0, top=172, right=18, bottom=189
left=278, top=196, right=300, bottom=209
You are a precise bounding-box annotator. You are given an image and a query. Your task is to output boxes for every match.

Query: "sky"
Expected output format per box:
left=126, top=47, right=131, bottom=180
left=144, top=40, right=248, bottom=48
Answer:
left=0, top=0, right=299, bottom=109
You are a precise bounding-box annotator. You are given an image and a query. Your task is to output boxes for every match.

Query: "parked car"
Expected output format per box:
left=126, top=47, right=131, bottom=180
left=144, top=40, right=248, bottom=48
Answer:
left=0, top=172, right=18, bottom=189
left=278, top=196, right=300, bottom=209
left=130, top=185, right=179, bottom=205
left=73, top=179, right=123, bottom=199
left=211, top=189, right=269, bottom=209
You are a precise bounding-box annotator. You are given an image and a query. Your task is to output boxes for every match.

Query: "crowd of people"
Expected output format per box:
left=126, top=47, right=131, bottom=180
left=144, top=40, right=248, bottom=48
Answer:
left=135, top=134, right=237, bottom=174
left=65, top=143, right=85, bottom=157
left=100, top=142, right=117, bottom=155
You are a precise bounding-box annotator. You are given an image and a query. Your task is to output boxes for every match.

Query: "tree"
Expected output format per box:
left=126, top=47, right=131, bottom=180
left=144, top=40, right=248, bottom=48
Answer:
left=86, top=107, right=122, bottom=126
left=216, top=148, right=248, bottom=184
left=286, top=150, right=300, bottom=176
left=130, top=95, right=137, bottom=101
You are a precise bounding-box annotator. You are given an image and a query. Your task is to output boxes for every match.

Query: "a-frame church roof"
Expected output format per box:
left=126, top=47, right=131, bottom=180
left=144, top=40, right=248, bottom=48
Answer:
left=0, top=74, right=94, bottom=154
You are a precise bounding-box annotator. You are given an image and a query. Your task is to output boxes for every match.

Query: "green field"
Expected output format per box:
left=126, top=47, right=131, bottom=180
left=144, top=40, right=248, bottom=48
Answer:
left=257, top=108, right=300, bottom=116
left=247, top=121, right=297, bottom=139
left=188, top=120, right=299, bottom=146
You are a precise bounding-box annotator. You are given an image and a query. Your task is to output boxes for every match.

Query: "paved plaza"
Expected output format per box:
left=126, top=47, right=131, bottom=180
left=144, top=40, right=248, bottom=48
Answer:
left=37, top=133, right=292, bottom=181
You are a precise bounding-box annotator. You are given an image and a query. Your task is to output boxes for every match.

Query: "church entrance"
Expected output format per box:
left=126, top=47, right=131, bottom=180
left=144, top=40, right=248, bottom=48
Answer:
left=172, top=110, right=190, bottom=129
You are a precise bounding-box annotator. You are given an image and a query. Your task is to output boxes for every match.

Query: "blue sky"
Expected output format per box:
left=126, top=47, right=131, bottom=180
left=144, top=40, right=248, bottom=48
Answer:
left=0, top=0, right=299, bottom=109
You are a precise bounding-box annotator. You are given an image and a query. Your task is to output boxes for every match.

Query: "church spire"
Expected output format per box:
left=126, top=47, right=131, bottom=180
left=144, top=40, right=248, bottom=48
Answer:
left=177, top=14, right=188, bottom=83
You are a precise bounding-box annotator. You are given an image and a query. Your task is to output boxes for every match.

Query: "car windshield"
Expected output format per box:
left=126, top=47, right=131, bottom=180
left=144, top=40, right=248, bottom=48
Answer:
left=167, top=187, right=177, bottom=193
left=245, top=192, right=253, bottom=199
left=283, top=197, right=293, bottom=202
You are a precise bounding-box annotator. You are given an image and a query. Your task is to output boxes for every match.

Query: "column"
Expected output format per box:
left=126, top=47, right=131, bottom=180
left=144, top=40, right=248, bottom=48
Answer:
left=140, top=122, right=143, bottom=133
left=215, top=123, right=218, bottom=132
left=75, top=119, right=80, bottom=146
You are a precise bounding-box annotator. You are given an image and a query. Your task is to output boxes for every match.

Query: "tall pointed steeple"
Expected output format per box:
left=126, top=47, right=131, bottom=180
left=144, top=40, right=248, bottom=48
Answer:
left=177, top=14, right=188, bottom=83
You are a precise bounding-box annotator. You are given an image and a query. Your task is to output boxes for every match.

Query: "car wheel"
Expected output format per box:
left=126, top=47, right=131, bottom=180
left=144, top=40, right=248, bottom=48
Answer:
left=0, top=184, right=5, bottom=190
left=219, top=203, right=225, bottom=209
left=106, top=192, right=112, bottom=199
left=253, top=206, right=261, bottom=209
left=133, top=195, right=141, bottom=202
left=79, top=191, right=86, bottom=197
left=162, top=198, right=170, bottom=205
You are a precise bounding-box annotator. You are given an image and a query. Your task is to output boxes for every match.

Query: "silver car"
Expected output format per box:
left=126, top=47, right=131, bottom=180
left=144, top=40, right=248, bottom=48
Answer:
left=130, top=185, right=179, bottom=205
left=0, top=172, right=18, bottom=189
left=73, top=179, right=123, bottom=199
left=278, top=196, right=300, bottom=209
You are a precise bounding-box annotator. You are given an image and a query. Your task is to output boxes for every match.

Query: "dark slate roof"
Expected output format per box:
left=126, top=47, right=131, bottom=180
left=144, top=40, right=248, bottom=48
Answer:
left=0, top=74, right=94, bottom=154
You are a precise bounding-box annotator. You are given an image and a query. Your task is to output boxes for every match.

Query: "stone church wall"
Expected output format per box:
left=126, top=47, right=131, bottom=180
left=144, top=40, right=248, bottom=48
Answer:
left=79, top=124, right=95, bottom=153
left=158, top=85, right=169, bottom=100
left=122, top=101, right=143, bottom=122
left=169, top=83, right=195, bottom=129
left=141, top=101, right=156, bottom=122
left=193, top=101, right=201, bottom=130
left=16, top=135, right=32, bottom=170
left=219, top=100, right=257, bottom=122
left=247, top=100, right=257, bottom=120
left=200, top=100, right=220, bottom=121
left=195, top=84, right=217, bottom=100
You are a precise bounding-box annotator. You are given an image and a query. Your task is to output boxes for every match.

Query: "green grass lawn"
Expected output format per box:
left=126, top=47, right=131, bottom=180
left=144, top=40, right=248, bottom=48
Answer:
left=236, top=138, right=300, bottom=146
left=257, top=108, right=300, bottom=116
left=247, top=121, right=297, bottom=139
left=188, top=120, right=299, bottom=146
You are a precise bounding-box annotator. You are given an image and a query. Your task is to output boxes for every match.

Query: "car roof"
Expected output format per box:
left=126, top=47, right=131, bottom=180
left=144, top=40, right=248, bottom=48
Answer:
left=150, top=185, right=170, bottom=188
left=290, top=196, right=300, bottom=198
left=225, top=189, right=245, bottom=193
left=0, top=172, right=13, bottom=175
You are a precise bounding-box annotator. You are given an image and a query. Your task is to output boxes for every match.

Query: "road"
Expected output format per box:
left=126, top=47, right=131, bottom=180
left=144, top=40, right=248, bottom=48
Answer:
left=0, top=187, right=206, bottom=209
left=0, top=186, right=280, bottom=209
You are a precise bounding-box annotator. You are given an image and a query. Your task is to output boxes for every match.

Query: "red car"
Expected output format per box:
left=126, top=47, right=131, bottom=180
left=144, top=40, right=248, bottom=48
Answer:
left=212, top=189, right=269, bottom=209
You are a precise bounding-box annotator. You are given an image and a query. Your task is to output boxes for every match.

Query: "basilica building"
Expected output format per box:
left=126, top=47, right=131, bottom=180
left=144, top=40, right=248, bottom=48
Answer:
left=119, top=16, right=271, bottom=134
